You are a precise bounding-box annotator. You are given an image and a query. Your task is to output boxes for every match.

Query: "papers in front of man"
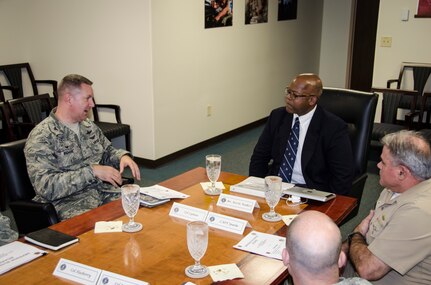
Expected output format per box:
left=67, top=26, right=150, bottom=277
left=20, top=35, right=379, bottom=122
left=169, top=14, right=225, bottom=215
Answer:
left=282, top=186, right=336, bottom=202
left=233, top=230, right=286, bottom=260
left=0, top=241, right=46, bottom=275
left=140, top=184, right=189, bottom=200
left=53, top=258, right=149, bottom=285
left=230, top=176, right=294, bottom=198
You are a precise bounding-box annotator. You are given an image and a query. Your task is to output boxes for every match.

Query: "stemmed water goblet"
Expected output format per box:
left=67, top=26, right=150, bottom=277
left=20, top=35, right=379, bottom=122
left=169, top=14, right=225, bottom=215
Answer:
left=185, top=221, right=209, bottom=278
left=262, top=176, right=283, bottom=222
left=121, top=184, right=143, bottom=233
left=205, top=154, right=222, bottom=195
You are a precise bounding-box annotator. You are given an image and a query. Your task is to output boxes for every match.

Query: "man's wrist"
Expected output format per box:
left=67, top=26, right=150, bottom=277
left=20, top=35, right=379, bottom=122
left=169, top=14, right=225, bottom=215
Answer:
left=347, top=231, right=365, bottom=247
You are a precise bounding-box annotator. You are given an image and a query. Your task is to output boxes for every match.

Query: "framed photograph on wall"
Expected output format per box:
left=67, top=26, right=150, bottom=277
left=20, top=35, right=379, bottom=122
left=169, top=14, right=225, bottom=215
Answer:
left=205, top=0, right=233, bottom=29
left=415, top=0, right=431, bottom=17
left=278, top=0, right=297, bottom=21
left=245, top=0, right=268, bottom=25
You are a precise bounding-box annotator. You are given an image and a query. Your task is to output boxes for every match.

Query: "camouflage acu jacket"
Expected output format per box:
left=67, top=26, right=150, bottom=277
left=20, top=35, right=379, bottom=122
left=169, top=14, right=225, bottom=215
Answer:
left=24, top=109, right=129, bottom=204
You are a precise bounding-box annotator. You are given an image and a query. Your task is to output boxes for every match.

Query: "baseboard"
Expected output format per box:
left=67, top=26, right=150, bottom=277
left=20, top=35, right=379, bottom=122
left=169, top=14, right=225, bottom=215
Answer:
left=135, top=118, right=267, bottom=168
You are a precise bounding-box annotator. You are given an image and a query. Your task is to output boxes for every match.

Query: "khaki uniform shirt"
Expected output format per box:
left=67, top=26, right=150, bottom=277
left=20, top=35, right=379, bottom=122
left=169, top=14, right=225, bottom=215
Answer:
left=24, top=109, right=129, bottom=220
left=366, top=179, right=431, bottom=284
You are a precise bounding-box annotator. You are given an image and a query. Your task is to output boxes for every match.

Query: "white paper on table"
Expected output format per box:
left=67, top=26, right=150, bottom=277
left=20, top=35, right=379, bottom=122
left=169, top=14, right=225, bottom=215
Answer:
left=0, top=241, right=46, bottom=275
left=94, top=221, right=123, bottom=233
left=282, top=215, right=298, bottom=226
left=208, top=263, right=244, bottom=282
left=200, top=182, right=225, bottom=191
left=140, top=185, right=189, bottom=199
left=233, top=231, right=286, bottom=260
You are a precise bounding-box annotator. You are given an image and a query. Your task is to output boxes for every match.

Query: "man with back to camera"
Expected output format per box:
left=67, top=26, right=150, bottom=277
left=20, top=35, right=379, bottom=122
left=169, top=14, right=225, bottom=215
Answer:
left=283, top=210, right=371, bottom=285
left=342, top=130, right=431, bottom=284
left=24, top=74, right=141, bottom=221
left=249, top=73, right=354, bottom=195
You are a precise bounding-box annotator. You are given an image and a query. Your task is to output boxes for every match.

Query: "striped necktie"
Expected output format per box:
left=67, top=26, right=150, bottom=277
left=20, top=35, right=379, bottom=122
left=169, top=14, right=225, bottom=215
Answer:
left=279, top=117, right=300, bottom=182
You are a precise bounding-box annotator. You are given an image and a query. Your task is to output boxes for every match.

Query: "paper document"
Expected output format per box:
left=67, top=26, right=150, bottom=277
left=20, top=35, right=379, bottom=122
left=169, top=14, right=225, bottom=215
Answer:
left=233, top=231, right=285, bottom=260
left=140, top=185, right=189, bottom=199
left=0, top=241, right=46, bottom=275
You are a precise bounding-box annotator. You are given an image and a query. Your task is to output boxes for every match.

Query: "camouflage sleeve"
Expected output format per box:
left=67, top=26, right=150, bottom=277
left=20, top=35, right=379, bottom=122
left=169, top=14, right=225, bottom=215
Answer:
left=0, top=214, right=18, bottom=246
left=24, top=132, right=97, bottom=202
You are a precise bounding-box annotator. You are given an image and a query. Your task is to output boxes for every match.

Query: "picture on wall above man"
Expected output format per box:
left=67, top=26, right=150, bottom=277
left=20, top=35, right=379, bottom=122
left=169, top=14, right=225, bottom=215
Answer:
left=278, top=0, right=297, bottom=21
left=205, top=0, right=233, bottom=29
left=245, top=0, right=268, bottom=25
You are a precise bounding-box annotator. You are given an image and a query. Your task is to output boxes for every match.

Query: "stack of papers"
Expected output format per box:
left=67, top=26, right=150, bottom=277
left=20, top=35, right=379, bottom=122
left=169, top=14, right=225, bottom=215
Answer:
left=139, top=185, right=189, bottom=207
left=230, top=176, right=294, bottom=198
left=0, top=241, right=46, bottom=275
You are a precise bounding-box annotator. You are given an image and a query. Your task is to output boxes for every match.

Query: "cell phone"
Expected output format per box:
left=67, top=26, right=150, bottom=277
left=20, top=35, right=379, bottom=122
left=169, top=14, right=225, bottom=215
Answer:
left=121, top=177, right=134, bottom=186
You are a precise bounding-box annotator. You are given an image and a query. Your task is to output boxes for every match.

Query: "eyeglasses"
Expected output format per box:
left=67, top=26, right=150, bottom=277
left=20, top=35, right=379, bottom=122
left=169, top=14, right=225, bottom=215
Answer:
left=284, top=88, right=315, bottom=100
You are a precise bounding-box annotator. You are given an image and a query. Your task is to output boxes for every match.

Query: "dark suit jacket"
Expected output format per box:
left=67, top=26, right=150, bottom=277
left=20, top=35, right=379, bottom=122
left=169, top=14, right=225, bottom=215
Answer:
left=249, top=105, right=354, bottom=195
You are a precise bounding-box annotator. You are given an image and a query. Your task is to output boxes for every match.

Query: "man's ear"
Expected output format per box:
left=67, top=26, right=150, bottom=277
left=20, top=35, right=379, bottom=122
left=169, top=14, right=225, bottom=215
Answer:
left=338, top=250, right=347, bottom=268
left=282, top=248, right=290, bottom=267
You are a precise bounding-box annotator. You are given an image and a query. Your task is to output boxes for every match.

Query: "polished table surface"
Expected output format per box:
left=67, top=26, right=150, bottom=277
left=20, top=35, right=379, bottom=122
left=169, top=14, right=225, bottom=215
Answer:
left=0, top=167, right=357, bottom=285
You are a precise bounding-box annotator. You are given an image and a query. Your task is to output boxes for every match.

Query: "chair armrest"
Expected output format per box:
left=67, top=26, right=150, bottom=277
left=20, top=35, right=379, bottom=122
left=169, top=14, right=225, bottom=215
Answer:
left=386, top=79, right=399, bottom=88
left=94, top=104, right=122, bottom=123
left=9, top=200, right=59, bottom=234
left=35, top=80, right=58, bottom=93
left=405, top=111, right=421, bottom=129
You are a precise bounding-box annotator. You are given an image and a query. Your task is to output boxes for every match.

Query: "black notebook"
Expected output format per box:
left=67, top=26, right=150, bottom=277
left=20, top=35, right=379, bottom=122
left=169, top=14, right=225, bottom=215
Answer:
left=24, top=228, right=79, bottom=251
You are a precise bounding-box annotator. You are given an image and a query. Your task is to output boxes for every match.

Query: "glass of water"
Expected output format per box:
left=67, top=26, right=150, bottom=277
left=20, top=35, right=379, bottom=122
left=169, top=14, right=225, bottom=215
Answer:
left=205, top=154, right=222, bottom=195
left=121, top=184, right=143, bottom=233
left=262, top=176, right=283, bottom=222
left=185, top=221, right=209, bottom=278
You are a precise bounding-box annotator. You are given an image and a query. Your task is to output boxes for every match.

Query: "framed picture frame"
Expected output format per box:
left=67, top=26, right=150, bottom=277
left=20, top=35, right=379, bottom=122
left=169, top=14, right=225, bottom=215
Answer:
left=415, top=0, right=431, bottom=18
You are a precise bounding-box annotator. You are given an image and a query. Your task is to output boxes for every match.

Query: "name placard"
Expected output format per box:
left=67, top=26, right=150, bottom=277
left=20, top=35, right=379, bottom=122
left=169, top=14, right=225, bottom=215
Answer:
left=217, top=193, right=259, bottom=213
left=169, top=202, right=208, bottom=222
left=53, top=258, right=149, bottom=285
left=205, top=212, right=251, bottom=235
left=53, top=258, right=101, bottom=285
left=97, top=270, right=149, bottom=285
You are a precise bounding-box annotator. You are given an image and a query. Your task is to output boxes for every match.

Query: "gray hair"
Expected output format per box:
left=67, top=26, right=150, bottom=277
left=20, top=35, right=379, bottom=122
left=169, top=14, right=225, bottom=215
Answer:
left=381, top=130, right=431, bottom=180
left=57, top=74, right=93, bottom=98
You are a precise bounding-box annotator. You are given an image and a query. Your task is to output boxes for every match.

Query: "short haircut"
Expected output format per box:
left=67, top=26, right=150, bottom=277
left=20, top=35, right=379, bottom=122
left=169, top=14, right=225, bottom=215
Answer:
left=286, top=212, right=341, bottom=275
left=57, top=74, right=93, bottom=99
left=381, top=130, right=431, bottom=180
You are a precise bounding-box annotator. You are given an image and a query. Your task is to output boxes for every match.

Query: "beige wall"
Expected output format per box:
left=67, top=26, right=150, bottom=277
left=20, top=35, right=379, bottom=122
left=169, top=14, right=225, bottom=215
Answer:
left=319, top=0, right=353, bottom=88
left=151, top=0, right=323, bottom=158
left=0, top=0, right=324, bottom=160
left=373, top=0, right=431, bottom=120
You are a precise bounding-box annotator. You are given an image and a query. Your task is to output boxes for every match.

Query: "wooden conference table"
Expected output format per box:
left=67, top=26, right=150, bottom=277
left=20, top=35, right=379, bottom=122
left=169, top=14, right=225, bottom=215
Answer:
left=0, top=167, right=357, bottom=285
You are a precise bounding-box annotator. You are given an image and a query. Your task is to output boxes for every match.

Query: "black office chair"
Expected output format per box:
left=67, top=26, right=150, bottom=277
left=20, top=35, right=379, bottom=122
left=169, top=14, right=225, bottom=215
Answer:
left=0, top=139, right=59, bottom=234
left=7, top=93, right=53, bottom=139
left=319, top=87, right=378, bottom=222
left=0, top=63, right=57, bottom=99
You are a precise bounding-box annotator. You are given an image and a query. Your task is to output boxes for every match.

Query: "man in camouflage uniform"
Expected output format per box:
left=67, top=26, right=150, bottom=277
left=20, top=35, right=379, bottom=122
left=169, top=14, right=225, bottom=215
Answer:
left=24, top=74, right=140, bottom=221
left=0, top=213, right=18, bottom=246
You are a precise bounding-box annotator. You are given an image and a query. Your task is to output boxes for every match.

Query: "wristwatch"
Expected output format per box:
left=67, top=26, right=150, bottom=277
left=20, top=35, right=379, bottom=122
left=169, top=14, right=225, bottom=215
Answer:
left=347, top=231, right=364, bottom=246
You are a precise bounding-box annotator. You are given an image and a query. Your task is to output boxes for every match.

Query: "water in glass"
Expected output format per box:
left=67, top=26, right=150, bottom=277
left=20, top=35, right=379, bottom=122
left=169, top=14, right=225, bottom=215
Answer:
left=185, top=221, right=209, bottom=278
left=121, top=184, right=143, bottom=232
left=205, top=154, right=222, bottom=195
left=262, top=176, right=283, bottom=222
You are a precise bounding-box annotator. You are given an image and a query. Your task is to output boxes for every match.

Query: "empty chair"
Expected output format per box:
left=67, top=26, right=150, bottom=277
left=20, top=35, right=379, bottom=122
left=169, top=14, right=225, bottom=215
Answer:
left=0, top=139, right=59, bottom=234
left=92, top=102, right=131, bottom=151
left=0, top=63, right=57, bottom=99
left=319, top=87, right=378, bottom=222
left=7, top=94, right=53, bottom=139
left=371, top=88, right=419, bottom=156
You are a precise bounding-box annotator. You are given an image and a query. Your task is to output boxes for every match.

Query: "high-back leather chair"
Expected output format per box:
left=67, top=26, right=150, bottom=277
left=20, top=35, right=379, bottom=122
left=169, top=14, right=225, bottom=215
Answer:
left=0, top=139, right=59, bottom=234
left=319, top=88, right=378, bottom=221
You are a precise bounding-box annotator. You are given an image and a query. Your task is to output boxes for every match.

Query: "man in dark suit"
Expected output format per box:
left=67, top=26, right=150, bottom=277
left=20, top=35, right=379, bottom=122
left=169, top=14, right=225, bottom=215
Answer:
left=249, top=73, right=354, bottom=195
